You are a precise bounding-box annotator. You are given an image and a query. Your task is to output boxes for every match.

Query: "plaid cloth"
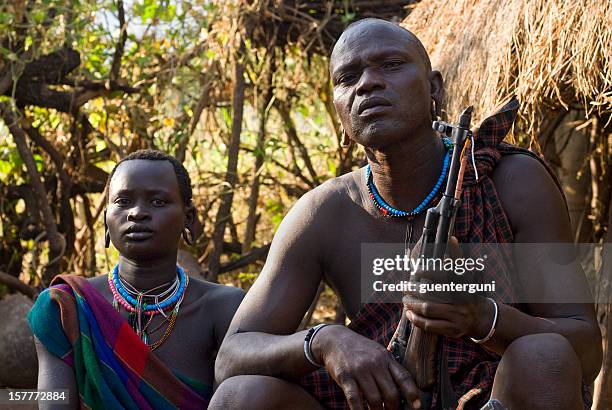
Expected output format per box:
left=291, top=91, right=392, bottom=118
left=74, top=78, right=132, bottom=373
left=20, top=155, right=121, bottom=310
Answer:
left=300, top=97, right=590, bottom=409
left=28, top=274, right=211, bottom=409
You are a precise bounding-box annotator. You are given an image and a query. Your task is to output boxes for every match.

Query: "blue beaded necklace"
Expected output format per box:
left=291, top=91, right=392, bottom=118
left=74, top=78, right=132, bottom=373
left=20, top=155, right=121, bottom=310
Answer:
left=366, top=137, right=453, bottom=218
left=111, top=264, right=186, bottom=312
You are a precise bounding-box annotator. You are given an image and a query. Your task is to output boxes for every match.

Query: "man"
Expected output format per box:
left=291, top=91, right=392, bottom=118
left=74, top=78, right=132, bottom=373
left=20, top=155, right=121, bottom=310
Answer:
left=211, top=19, right=602, bottom=409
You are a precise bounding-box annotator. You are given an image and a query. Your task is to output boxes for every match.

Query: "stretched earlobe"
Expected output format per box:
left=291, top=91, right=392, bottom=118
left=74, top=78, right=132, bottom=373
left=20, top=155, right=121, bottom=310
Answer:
left=431, top=97, right=440, bottom=120
left=182, top=228, right=194, bottom=246
left=340, top=128, right=351, bottom=148
left=429, top=70, right=444, bottom=120
left=103, top=209, right=110, bottom=248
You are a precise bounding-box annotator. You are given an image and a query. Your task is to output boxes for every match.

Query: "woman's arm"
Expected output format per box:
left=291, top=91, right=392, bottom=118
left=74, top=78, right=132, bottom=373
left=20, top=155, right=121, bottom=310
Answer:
left=34, top=337, right=77, bottom=410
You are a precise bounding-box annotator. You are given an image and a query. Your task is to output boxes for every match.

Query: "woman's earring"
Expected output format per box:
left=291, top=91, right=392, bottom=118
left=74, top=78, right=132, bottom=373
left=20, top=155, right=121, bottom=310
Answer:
left=104, top=210, right=110, bottom=248
left=340, top=128, right=351, bottom=148
left=182, top=228, right=194, bottom=246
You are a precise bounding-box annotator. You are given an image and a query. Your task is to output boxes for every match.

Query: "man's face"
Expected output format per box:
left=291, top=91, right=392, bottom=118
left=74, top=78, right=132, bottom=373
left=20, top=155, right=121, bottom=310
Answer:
left=106, top=159, right=186, bottom=261
left=331, top=22, right=434, bottom=149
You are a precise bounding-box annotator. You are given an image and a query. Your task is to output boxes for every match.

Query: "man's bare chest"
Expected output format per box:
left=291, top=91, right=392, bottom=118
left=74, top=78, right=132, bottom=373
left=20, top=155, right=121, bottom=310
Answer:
left=322, top=214, right=427, bottom=318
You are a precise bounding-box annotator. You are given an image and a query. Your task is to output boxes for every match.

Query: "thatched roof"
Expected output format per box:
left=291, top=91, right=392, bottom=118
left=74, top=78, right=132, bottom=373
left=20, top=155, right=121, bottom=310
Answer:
left=402, top=0, right=612, bottom=146
left=245, top=0, right=416, bottom=55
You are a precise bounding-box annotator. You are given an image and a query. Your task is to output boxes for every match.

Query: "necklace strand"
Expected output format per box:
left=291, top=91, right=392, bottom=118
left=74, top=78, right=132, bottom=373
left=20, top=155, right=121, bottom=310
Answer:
left=109, top=265, right=186, bottom=313
left=108, top=273, right=181, bottom=316
left=107, top=264, right=188, bottom=349
left=147, top=276, right=188, bottom=351
left=118, top=274, right=180, bottom=319
left=366, top=137, right=453, bottom=218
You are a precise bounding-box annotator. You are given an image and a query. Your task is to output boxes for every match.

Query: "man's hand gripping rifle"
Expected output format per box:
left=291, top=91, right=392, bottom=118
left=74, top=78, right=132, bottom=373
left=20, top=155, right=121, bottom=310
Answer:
left=387, top=106, right=474, bottom=396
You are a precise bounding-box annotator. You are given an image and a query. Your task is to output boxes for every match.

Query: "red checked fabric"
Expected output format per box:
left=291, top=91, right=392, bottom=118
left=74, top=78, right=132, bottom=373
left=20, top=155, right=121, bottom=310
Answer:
left=299, top=97, right=591, bottom=410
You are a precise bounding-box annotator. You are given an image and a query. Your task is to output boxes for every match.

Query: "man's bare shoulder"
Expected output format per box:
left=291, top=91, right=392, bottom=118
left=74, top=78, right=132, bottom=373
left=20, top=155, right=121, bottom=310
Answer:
left=265, top=167, right=364, bottom=270
left=491, top=152, right=569, bottom=240
left=303, top=167, right=364, bottom=211
left=492, top=153, right=563, bottom=205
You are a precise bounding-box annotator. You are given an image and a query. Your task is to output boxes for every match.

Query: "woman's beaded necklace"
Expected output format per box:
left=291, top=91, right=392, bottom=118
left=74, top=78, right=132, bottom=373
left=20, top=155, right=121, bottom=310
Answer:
left=108, top=265, right=188, bottom=350
left=366, top=137, right=453, bottom=218
left=109, top=265, right=186, bottom=313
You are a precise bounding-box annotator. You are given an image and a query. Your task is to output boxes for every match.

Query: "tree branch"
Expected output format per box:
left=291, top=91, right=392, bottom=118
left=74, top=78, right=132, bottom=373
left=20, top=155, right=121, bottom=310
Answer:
left=219, top=244, right=271, bottom=273
left=21, top=48, right=80, bottom=84
left=244, top=47, right=275, bottom=253
left=0, top=271, right=37, bottom=299
left=0, top=50, right=31, bottom=96
left=0, top=103, right=64, bottom=281
left=110, top=0, right=127, bottom=82
left=73, top=79, right=139, bottom=107
left=207, top=39, right=246, bottom=282
left=19, top=116, right=70, bottom=184
left=242, top=146, right=315, bottom=188
left=276, top=100, right=319, bottom=184
left=5, top=48, right=78, bottom=111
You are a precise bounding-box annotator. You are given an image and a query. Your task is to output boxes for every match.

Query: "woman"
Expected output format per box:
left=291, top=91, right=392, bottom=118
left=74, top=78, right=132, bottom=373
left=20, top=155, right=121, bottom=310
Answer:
left=29, top=149, right=244, bottom=409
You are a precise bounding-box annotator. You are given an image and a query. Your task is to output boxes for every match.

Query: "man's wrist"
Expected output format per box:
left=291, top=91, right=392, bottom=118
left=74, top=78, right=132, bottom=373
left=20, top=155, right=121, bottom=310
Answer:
left=309, top=324, right=341, bottom=366
left=304, top=324, right=329, bottom=366
left=471, top=297, right=494, bottom=339
left=471, top=297, right=498, bottom=343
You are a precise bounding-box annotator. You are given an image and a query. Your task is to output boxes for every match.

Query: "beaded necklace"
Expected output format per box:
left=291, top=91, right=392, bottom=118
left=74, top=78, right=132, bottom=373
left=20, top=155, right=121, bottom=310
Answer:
left=108, top=265, right=188, bottom=349
left=109, top=265, right=186, bottom=313
left=366, top=137, right=453, bottom=218
left=148, top=276, right=187, bottom=350
left=120, top=274, right=180, bottom=316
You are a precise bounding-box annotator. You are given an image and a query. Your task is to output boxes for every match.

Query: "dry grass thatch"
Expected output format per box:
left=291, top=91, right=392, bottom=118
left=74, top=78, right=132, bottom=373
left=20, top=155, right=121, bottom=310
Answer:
left=245, top=0, right=415, bottom=55
left=402, top=0, right=612, bottom=146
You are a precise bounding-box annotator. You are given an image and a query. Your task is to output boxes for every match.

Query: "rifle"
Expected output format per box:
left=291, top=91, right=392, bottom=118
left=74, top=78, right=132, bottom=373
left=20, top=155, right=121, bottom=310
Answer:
left=387, top=106, right=474, bottom=407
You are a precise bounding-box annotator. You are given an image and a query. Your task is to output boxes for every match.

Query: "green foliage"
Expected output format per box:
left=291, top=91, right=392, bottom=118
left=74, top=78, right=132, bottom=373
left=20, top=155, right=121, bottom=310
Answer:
left=265, top=200, right=286, bottom=232
left=236, top=272, right=258, bottom=289
left=0, top=144, right=24, bottom=185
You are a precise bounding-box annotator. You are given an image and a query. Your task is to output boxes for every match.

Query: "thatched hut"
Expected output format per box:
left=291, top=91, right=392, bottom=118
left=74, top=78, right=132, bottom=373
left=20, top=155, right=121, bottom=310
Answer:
left=402, top=0, right=611, bottom=408
left=245, top=0, right=416, bottom=55
left=402, top=0, right=610, bottom=251
left=403, top=0, right=611, bottom=137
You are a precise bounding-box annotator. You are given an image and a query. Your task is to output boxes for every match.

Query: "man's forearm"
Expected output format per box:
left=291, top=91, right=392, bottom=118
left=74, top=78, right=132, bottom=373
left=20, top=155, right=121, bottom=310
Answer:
left=215, top=330, right=317, bottom=384
left=482, top=303, right=602, bottom=382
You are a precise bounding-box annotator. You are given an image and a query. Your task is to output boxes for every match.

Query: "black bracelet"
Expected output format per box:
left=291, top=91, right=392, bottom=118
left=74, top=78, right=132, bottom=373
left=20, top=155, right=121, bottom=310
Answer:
left=304, top=324, right=330, bottom=367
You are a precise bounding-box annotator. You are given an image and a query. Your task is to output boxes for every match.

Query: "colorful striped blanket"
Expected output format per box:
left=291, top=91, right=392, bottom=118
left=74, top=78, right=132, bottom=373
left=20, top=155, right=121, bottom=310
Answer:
left=28, top=274, right=209, bottom=409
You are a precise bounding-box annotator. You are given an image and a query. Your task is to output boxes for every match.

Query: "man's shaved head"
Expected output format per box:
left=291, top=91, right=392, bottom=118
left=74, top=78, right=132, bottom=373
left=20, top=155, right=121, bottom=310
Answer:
left=331, top=18, right=432, bottom=72
left=328, top=16, right=444, bottom=150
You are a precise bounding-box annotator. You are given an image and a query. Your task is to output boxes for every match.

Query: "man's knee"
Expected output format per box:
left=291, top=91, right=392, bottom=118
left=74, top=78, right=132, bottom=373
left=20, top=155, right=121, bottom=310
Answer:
left=503, top=333, right=581, bottom=380
left=493, top=333, right=583, bottom=409
left=209, top=376, right=253, bottom=409
left=209, top=375, right=322, bottom=410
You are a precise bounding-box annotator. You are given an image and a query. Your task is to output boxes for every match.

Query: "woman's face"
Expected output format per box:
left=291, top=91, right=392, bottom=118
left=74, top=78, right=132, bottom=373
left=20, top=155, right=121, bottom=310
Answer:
left=105, top=159, right=188, bottom=262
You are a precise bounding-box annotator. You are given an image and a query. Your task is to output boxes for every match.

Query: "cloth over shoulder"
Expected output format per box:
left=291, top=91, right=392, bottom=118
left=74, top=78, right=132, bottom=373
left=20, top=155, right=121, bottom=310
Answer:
left=28, top=274, right=210, bottom=410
